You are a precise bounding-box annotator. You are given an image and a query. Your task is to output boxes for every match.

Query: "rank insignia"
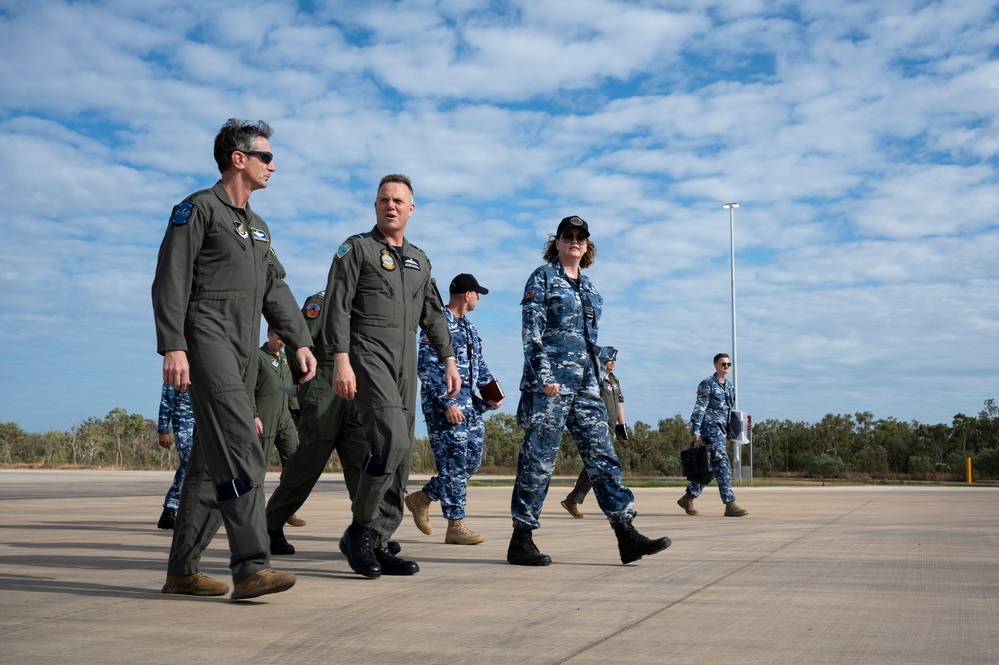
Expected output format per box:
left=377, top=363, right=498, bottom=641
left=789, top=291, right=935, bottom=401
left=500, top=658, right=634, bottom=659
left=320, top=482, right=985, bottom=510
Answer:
left=380, top=249, right=397, bottom=271
left=336, top=243, right=352, bottom=259
left=305, top=303, right=321, bottom=319
left=170, top=201, right=193, bottom=225
left=403, top=257, right=420, bottom=270
left=251, top=227, right=269, bottom=242
left=271, top=358, right=280, bottom=368
left=522, top=290, right=535, bottom=302
left=233, top=220, right=249, bottom=238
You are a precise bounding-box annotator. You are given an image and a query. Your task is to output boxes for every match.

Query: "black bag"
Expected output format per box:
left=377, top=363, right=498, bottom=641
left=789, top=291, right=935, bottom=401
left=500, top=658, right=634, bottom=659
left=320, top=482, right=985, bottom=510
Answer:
left=680, top=444, right=712, bottom=482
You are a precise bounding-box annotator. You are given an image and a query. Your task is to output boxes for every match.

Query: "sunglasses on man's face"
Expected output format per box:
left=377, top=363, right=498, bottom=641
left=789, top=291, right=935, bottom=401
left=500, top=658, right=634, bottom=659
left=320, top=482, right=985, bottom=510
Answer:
left=719, top=362, right=732, bottom=367
left=239, top=150, right=274, bottom=165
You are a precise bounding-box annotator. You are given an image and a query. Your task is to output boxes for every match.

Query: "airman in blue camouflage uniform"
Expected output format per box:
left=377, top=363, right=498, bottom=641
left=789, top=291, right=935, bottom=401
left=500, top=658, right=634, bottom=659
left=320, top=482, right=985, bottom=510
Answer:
left=507, top=216, right=671, bottom=566
left=156, top=381, right=194, bottom=530
left=678, top=353, right=748, bottom=517
left=408, top=273, right=501, bottom=545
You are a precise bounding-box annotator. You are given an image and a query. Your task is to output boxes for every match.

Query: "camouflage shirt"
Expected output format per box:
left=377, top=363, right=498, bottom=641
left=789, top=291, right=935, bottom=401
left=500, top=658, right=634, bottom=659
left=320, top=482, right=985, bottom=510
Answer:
left=418, top=306, right=495, bottom=414
left=519, top=256, right=615, bottom=398
left=690, top=373, right=734, bottom=438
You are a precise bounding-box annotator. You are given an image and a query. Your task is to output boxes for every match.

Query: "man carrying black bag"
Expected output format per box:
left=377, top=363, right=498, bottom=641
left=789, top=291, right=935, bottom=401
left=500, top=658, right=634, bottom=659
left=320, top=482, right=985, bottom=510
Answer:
left=677, top=353, right=749, bottom=517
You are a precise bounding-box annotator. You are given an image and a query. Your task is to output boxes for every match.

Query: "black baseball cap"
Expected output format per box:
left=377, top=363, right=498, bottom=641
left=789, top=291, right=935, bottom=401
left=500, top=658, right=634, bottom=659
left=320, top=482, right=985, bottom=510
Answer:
left=449, top=273, right=489, bottom=295
left=556, top=215, right=589, bottom=238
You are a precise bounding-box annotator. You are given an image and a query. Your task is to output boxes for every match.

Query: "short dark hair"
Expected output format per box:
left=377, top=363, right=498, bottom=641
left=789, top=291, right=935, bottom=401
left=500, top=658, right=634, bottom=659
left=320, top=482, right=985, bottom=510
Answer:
left=713, top=353, right=730, bottom=364
left=213, top=119, right=273, bottom=174
left=543, top=235, right=596, bottom=268
left=377, top=174, right=414, bottom=200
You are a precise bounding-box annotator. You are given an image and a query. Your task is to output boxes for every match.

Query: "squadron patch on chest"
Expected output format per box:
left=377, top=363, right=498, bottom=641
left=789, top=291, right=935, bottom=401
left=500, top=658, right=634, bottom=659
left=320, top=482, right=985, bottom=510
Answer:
left=170, top=201, right=193, bottom=225
left=380, top=249, right=397, bottom=271
left=336, top=243, right=351, bottom=259
left=305, top=303, right=321, bottom=319
left=403, top=257, right=421, bottom=270
left=251, top=227, right=269, bottom=243
left=233, top=220, right=249, bottom=239
left=271, top=357, right=280, bottom=368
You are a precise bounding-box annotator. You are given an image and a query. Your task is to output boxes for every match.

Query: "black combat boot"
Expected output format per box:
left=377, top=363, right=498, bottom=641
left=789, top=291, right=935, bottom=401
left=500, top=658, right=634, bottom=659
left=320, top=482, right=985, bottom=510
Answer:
left=506, top=528, right=552, bottom=566
left=339, top=521, right=382, bottom=578
left=269, top=527, right=295, bottom=555
left=614, top=522, right=671, bottom=564
left=375, top=547, right=420, bottom=575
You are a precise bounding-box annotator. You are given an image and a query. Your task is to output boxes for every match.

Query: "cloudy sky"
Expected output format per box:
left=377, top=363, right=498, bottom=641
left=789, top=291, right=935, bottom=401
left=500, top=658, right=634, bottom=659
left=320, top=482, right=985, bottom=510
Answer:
left=1, top=0, right=997, bottom=437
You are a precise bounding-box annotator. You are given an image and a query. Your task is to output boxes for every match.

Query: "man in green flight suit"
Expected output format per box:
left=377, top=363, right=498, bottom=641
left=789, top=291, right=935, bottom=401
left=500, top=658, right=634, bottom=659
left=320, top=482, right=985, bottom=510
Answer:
left=151, top=118, right=316, bottom=600
left=255, top=326, right=306, bottom=528
left=325, top=174, right=460, bottom=578
left=265, top=290, right=375, bottom=555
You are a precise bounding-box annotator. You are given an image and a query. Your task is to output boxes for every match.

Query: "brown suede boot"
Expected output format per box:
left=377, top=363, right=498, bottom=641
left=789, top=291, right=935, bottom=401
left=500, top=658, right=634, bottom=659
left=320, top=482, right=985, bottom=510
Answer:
left=677, top=494, right=699, bottom=515
left=231, top=569, right=296, bottom=600
left=445, top=518, right=484, bottom=545
left=405, top=489, right=433, bottom=534
left=724, top=501, right=748, bottom=517
left=285, top=513, right=306, bottom=527
left=560, top=499, right=583, bottom=518
left=161, top=572, right=229, bottom=597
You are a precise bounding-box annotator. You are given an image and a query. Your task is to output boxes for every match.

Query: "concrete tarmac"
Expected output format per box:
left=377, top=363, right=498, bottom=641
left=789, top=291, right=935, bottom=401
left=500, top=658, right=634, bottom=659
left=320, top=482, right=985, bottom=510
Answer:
left=0, top=469, right=997, bottom=664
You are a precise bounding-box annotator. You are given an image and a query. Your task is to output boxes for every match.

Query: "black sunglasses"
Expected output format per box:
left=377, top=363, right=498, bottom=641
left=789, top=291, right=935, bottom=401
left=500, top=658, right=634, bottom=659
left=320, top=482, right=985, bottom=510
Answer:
left=560, top=232, right=589, bottom=243
left=239, top=150, right=274, bottom=165
left=719, top=362, right=732, bottom=367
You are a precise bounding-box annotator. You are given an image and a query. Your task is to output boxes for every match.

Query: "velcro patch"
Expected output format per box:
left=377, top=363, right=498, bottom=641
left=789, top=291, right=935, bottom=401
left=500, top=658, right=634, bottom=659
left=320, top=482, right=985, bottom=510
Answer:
left=522, top=290, right=536, bottom=302
left=305, top=303, right=321, bottom=319
left=403, top=257, right=420, bottom=270
left=336, top=243, right=351, bottom=259
left=170, top=201, right=193, bottom=225
left=251, top=227, right=269, bottom=242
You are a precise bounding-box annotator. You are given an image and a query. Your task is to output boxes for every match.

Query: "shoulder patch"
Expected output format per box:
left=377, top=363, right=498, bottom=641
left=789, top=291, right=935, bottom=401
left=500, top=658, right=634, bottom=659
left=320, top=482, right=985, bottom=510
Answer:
left=336, top=243, right=352, bottom=259
left=251, top=227, right=269, bottom=243
left=522, top=290, right=536, bottom=302
left=170, top=201, right=193, bottom=225
left=305, top=302, right=321, bottom=319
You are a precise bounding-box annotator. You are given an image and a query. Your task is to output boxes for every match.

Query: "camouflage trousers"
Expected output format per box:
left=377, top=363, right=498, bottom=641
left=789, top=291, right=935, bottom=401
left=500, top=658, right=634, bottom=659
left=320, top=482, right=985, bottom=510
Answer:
left=685, top=434, right=736, bottom=504
left=163, top=428, right=193, bottom=511
left=512, top=391, right=635, bottom=530
left=421, top=407, right=484, bottom=520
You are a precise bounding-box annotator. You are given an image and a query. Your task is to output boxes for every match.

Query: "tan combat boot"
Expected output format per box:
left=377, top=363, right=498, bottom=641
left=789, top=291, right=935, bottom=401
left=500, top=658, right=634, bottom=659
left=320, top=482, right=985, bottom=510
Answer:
left=161, top=572, right=230, bottom=596
left=405, top=489, right=433, bottom=534
left=560, top=499, right=583, bottom=518
left=677, top=494, right=699, bottom=515
left=286, top=513, right=306, bottom=527
left=724, top=501, right=748, bottom=517
left=445, top=518, right=485, bottom=545
left=231, top=569, right=296, bottom=600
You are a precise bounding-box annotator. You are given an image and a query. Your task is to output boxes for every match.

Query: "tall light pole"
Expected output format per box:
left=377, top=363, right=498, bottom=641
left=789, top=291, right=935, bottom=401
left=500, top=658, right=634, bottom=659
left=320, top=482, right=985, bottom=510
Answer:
left=723, top=202, right=742, bottom=482
left=723, top=203, right=739, bottom=409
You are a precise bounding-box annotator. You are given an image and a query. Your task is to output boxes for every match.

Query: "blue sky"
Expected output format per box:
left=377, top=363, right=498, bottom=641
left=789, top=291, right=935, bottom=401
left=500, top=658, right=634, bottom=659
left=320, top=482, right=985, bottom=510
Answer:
left=1, top=0, right=997, bottom=436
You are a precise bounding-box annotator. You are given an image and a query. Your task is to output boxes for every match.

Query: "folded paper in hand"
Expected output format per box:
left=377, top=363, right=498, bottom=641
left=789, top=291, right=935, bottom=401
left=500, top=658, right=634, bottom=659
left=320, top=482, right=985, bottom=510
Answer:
left=479, top=379, right=505, bottom=403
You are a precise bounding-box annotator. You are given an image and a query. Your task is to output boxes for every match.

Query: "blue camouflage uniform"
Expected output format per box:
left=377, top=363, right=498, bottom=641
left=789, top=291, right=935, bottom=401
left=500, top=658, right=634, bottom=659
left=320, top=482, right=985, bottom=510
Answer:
left=687, top=373, right=737, bottom=503
left=157, top=382, right=194, bottom=511
left=511, top=256, right=634, bottom=530
left=418, top=307, right=495, bottom=520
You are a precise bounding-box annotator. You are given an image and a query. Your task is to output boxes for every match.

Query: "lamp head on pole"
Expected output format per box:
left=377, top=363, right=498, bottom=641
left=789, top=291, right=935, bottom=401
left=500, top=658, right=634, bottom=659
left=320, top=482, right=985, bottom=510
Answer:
left=723, top=202, right=739, bottom=209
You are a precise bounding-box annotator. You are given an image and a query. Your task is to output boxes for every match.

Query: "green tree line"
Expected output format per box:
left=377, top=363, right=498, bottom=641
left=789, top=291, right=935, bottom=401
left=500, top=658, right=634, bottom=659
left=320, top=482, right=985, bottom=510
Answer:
left=3, top=399, right=999, bottom=480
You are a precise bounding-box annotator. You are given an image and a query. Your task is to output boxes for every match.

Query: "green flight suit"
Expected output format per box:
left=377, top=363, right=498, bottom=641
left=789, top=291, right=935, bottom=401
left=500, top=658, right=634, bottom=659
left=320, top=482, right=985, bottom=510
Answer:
left=265, top=291, right=368, bottom=531
left=255, top=344, right=299, bottom=468
left=151, top=180, right=311, bottom=584
left=324, top=226, right=454, bottom=546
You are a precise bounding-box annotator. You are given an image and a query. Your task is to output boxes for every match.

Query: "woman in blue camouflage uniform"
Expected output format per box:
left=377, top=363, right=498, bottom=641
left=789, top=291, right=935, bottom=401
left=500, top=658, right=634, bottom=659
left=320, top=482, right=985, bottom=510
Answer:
left=507, top=215, right=671, bottom=566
